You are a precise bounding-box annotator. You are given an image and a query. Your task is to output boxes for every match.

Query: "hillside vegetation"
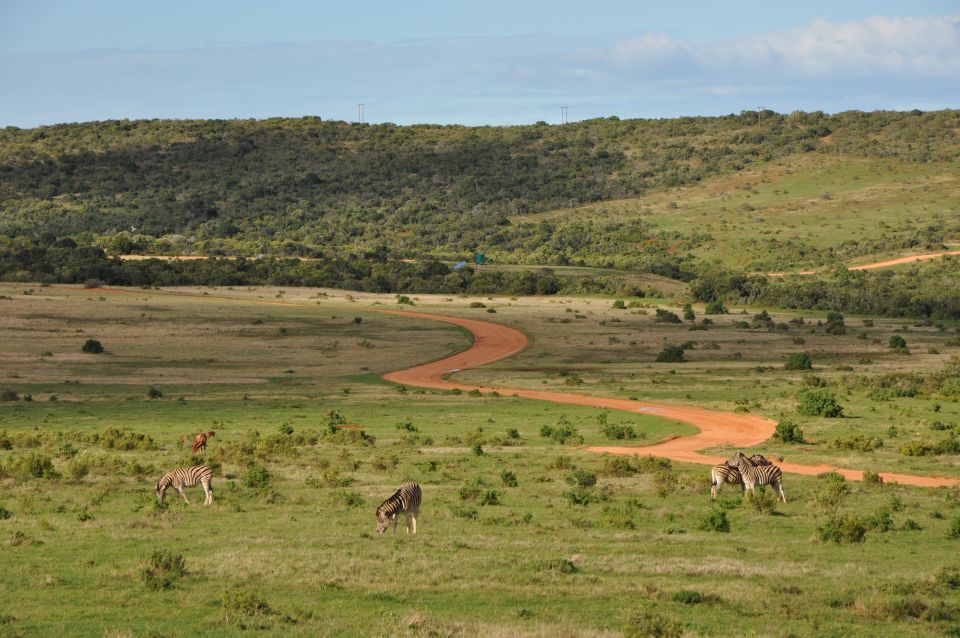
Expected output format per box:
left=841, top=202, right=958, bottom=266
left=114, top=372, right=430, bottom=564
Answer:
left=2, top=110, right=960, bottom=315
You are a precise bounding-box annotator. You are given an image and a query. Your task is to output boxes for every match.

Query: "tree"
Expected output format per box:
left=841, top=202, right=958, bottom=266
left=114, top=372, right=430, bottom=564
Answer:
left=81, top=339, right=104, bottom=354
left=656, top=344, right=686, bottom=363
left=889, top=335, right=907, bottom=349
left=797, top=389, right=844, bottom=418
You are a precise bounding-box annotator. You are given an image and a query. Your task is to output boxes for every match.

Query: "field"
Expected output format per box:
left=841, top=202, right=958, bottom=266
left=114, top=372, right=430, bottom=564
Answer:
left=2, top=283, right=960, bottom=637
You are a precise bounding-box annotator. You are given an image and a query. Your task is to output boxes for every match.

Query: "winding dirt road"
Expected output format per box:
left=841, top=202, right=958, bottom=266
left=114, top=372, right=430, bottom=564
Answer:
left=382, top=309, right=959, bottom=488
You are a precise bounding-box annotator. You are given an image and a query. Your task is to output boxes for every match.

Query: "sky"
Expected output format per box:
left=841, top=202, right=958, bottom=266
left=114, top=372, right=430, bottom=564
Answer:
left=1, top=0, right=958, bottom=127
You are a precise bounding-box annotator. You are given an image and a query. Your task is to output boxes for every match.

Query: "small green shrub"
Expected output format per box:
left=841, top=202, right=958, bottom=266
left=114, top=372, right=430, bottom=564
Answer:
left=81, top=339, right=104, bottom=354
left=536, top=558, right=578, bottom=574
left=949, top=516, right=960, bottom=539
left=0, top=390, right=19, bottom=402
left=746, top=488, right=778, bottom=515
left=862, top=470, right=883, bottom=486
left=602, top=422, right=639, bottom=440
left=222, top=587, right=276, bottom=626
left=612, top=299, right=626, bottom=309
left=500, top=470, right=518, bottom=488
left=682, top=303, right=695, bottom=321
left=147, top=387, right=163, bottom=399
left=697, top=509, right=730, bottom=532
left=9, top=453, right=60, bottom=480
left=0, top=505, right=10, bottom=520
left=540, top=417, right=582, bottom=445
left=244, top=464, right=270, bottom=490
left=704, top=301, right=728, bottom=315
left=774, top=420, right=804, bottom=443
left=818, top=515, right=867, bottom=543
left=566, top=469, right=597, bottom=488
left=671, top=589, right=705, bottom=605
left=140, top=550, right=186, bottom=590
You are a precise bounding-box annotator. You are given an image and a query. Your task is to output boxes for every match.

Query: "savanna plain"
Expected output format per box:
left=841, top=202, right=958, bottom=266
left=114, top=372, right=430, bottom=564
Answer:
left=1, top=282, right=959, bottom=637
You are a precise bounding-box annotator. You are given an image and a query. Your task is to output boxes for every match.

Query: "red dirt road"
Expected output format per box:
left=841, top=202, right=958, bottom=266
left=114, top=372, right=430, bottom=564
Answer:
left=382, top=309, right=959, bottom=488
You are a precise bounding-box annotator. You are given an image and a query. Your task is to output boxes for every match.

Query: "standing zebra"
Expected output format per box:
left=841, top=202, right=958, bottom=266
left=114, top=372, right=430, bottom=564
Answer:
left=156, top=465, right=214, bottom=505
left=727, top=451, right=786, bottom=503
left=375, top=482, right=421, bottom=535
left=710, top=454, right=771, bottom=500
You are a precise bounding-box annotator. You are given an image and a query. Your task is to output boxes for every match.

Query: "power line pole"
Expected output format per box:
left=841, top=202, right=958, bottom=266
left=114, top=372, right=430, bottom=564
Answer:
left=358, top=103, right=365, bottom=124
left=561, top=106, right=568, bottom=125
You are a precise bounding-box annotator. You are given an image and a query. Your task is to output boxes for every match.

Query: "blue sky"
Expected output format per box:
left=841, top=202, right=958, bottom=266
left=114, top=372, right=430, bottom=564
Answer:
left=1, top=1, right=958, bottom=127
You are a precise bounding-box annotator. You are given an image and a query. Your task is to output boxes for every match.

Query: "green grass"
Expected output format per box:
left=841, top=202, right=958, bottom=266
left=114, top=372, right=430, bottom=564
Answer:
left=1, top=284, right=960, bottom=636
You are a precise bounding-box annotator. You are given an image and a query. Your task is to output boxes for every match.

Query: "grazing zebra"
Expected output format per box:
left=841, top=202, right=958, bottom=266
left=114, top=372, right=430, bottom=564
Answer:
left=375, top=482, right=421, bottom=535
left=728, top=451, right=786, bottom=503
left=710, top=454, right=771, bottom=500
left=156, top=465, right=214, bottom=505
left=192, top=431, right=215, bottom=454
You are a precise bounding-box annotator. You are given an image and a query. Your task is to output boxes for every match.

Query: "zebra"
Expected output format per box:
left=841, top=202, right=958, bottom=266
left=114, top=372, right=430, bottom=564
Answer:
left=156, top=465, right=214, bottom=505
left=375, top=482, right=421, bottom=535
left=727, top=450, right=786, bottom=503
left=710, top=454, right=771, bottom=500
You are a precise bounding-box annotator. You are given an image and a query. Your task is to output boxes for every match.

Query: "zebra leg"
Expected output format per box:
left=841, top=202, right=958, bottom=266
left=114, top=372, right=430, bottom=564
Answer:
left=775, top=480, right=787, bottom=503
left=203, top=480, right=213, bottom=505
left=411, top=513, right=417, bottom=535
left=392, top=514, right=399, bottom=534
left=177, top=487, right=190, bottom=504
left=711, top=482, right=718, bottom=500
left=405, top=512, right=412, bottom=534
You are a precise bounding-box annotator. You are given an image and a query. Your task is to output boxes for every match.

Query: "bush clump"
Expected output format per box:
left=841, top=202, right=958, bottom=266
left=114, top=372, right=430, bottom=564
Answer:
left=140, top=550, right=187, bottom=590
left=785, top=352, right=813, bottom=371
left=539, top=417, right=583, bottom=445
left=796, top=389, right=844, bottom=417
left=774, top=420, right=804, bottom=443
left=889, top=335, right=908, bottom=349
left=244, top=464, right=270, bottom=490
left=222, top=587, right=277, bottom=627
left=81, top=339, right=104, bottom=354
left=602, top=422, right=640, bottom=440
left=655, top=309, right=682, bottom=324
left=704, top=301, right=728, bottom=315
left=8, top=453, right=60, bottom=480
left=698, top=509, right=730, bottom=532
left=817, top=515, right=867, bottom=543
left=656, top=344, right=686, bottom=363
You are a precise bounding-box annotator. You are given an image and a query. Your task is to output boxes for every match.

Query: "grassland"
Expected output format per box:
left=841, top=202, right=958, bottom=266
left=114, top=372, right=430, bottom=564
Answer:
left=2, top=284, right=960, bottom=637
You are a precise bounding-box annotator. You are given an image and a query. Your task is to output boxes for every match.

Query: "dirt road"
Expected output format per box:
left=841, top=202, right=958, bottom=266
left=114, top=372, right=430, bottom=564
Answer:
left=767, top=250, right=960, bottom=277
left=382, top=309, right=959, bottom=488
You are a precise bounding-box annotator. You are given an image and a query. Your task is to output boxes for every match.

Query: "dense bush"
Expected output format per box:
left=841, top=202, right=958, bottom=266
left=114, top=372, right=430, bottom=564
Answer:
left=817, top=515, right=867, bottom=543
left=889, top=335, right=908, bottom=349
left=796, top=389, right=844, bottom=418
left=698, top=509, right=730, bottom=532
left=539, top=417, right=583, bottom=445
left=774, top=420, right=804, bottom=443
left=655, top=344, right=686, bottom=363
left=785, top=352, right=813, bottom=371
left=140, top=550, right=187, bottom=590
left=81, top=339, right=104, bottom=354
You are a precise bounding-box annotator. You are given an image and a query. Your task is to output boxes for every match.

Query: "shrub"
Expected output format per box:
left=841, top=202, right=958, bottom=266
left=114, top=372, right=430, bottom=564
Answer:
left=471, top=442, right=484, bottom=456
left=655, top=309, right=682, bottom=324
left=796, top=389, right=844, bottom=417
left=862, top=470, right=883, bottom=486
left=785, top=352, right=813, bottom=371
left=566, top=469, right=597, bottom=489
left=147, top=387, right=163, bottom=399
left=500, top=470, right=518, bottom=488
left=535, top=558, right=578, bottom=574
left=774, top=420, right=804, bottom=443
left=222, top=587, right=276, bottom=626
left=949, top=516, right=960, bottom=539
left=612, top=299, right=626, bottom=309
left=539, top=417, right=582, bottom=445
left=682, top=304, right=695, bottom=321
left=825, top=311, right=846, bottom=335
left=0, top=390, right=19, bottom=402
left=81, top=339, right=104, bottom=354
left=704, top=301, right=728, bottom=315
left=244, top=464, right=270, bottom=490
left=549, top=455, right=575, bottom=470
left=396, top=295, right=414, bottom=306
left=626, top=610, right=682, bottom=638
left=9, top=453, right=60, bottom=480
left=889, top=335, right=907, bottom=349
left=602, top=422, right=639, bottom=440
left=394, top=420, right=417, bottom=432
left=817, top=515, right=867, bottom=543
left=468, top=301, right=486, bottom=308
left=656, top=344, right=686, bottom=363
left=0, top=505, right=10, bottom=520
left=671, top=590, right=705, bottom=605
left=812, top=473, right=850, bottom=515
left=140, top=550, right=186, bottom=590
left=746, top=488, right=778, bottom=515
left=698, top=509, right=730, bottom=532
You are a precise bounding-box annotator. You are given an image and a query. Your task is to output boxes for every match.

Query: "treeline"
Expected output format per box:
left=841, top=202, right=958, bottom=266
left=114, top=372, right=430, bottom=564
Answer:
left=690, top=258, right=960, bottom=319
left=2, top=110, right=958, bottom=261
left=0, top=236, right=562, bottom=295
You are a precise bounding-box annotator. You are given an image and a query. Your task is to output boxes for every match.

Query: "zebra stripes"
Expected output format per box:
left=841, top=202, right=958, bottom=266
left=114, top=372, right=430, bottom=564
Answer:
left=376, top=481, right=421, bottom=534
left=156, top=465, right=214, bottom=505
left=728, top=451, right=787, bottom=503
left=710, top=454, right=771, bottom=499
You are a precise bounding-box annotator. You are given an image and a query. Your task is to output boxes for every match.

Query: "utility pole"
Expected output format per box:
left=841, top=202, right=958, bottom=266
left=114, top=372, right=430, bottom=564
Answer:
left=357, top=103, right=365, bottom=124
left=561, top=106, right=568, bottom=125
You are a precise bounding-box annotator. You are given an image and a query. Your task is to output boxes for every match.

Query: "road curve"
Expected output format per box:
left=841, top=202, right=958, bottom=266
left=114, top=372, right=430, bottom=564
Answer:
left=381, top=309, right=959, bottom=488
left=767, top=250, right=960, bottom=277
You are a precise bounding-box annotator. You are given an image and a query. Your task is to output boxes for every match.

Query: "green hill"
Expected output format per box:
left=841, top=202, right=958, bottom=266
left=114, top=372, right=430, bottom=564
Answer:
left=1, top=110, right=958, bottom=272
